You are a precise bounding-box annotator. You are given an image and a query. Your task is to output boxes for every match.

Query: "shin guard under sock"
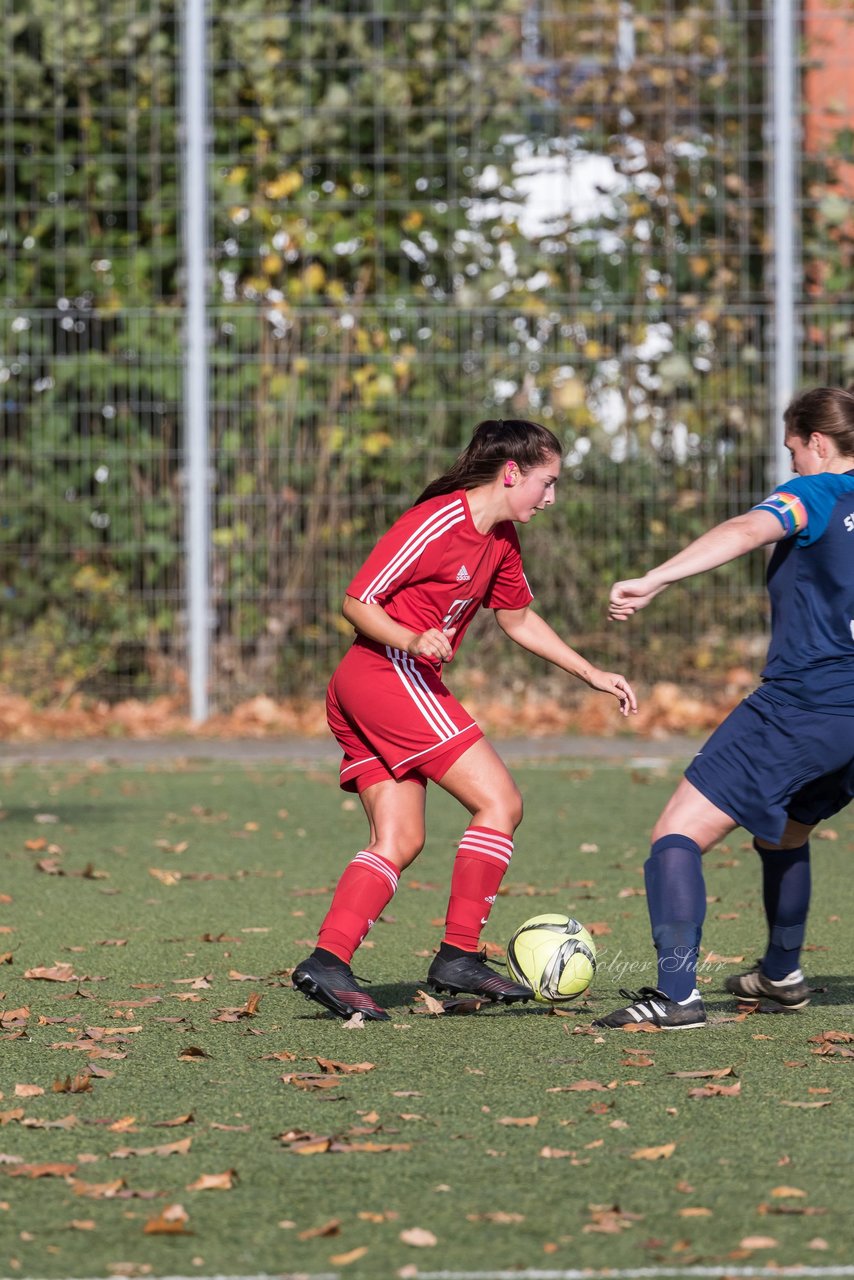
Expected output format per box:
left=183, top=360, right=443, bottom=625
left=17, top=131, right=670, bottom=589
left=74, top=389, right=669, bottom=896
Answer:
left=443, top=826, right=513, bottom=951
left=756, top=838, right=810, bottom=980
left=644, top=834, right=706, bottom=1002
left=316, top=850, right=400, bottom=964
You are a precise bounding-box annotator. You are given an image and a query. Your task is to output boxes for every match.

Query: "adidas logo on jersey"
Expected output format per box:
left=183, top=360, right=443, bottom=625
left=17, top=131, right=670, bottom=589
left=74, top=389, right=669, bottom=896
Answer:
left=456, top=564, right=471, bottom=582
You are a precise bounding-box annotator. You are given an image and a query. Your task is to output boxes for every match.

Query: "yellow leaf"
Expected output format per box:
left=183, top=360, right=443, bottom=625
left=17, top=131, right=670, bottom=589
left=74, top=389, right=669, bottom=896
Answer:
left=771, top=1186, right=807, bottom=1198
left=329, top=1247, right=368, bottom=1266
left=631, top=1142, right=675, bottom=1160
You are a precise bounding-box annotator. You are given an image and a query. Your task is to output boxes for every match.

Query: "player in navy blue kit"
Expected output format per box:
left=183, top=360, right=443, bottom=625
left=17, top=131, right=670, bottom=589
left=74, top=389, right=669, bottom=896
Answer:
left=594, top=386, right=854, bottom=1030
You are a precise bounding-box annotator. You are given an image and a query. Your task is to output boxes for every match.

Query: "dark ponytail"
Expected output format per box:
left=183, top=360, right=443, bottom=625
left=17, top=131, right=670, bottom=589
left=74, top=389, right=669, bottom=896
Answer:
left=415, top=419, right=563, bottom=505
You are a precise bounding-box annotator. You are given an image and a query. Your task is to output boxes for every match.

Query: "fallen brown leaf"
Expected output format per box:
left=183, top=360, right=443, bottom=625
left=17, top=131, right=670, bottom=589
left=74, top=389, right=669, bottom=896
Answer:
left=143, top=1204, right=191, bottom=1235
left=24, top=963, right=79, bottom=982
left=186, top=1170, right=236, bottom=1191
left=329, top=1246, right=368, bottom=1266
left=631, top=1142, right=675, bottom=1160
left=399, top=1227, right=437, bottom=1247
left=298, top=1218, right=341, bottom=1240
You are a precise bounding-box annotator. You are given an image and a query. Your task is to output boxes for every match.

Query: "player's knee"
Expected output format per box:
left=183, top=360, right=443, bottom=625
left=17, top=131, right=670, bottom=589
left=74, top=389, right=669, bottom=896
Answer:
left=502, top=785, right=524, bottom=831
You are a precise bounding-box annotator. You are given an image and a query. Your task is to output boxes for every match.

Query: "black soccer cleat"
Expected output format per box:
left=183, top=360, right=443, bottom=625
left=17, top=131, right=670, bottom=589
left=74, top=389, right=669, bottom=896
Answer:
left=292, top=954, right=390, bottom=1021
left=592, top=986, right=707, bottom=1030
left=725, top=962, right=810, bottom=1009
left=427, top=948, right=534, bottom=1004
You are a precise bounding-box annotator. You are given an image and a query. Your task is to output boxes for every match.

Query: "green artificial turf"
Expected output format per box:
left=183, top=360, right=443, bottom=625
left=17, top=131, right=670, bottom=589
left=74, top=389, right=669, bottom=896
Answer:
left=0, top=756, right=853, bottom=1278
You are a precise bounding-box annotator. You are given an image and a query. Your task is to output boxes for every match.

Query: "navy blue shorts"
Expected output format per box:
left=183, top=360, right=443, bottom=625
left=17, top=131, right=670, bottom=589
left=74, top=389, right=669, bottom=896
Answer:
left=684, top=684, right=854, bottom=845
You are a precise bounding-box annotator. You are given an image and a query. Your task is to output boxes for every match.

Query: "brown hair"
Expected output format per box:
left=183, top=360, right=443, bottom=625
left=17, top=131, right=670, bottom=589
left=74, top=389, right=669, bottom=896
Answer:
left=783, top=386, right=854, bottom=457
left=415, top=418, right=563, bottom=505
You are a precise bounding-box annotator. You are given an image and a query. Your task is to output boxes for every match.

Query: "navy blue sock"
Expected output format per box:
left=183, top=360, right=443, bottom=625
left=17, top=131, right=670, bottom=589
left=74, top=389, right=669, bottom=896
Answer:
left=644, top=835, right=706, bottom=1002
left=756, top=839, right=810, bottom=980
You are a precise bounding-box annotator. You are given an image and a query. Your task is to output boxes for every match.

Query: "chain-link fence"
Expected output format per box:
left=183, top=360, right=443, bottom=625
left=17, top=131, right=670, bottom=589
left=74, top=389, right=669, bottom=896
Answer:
left=1, top=1, right=852, bottom=713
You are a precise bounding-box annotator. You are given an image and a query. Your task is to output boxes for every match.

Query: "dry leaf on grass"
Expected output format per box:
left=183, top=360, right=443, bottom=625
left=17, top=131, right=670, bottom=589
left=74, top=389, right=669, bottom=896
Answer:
left=329, top=1246, right=368, bottom=1265
left=399, top=1227, right=437, bottom=1247
left=298, top=1218, right=341, bottom=1240
left=143, top=1204, right=191, bottom=1235
left=631, top=1142, right=675, bottom=1160
left=186, top=1170, right=236, bottom=1191
left=687, top=1081, right=741, bottom=1098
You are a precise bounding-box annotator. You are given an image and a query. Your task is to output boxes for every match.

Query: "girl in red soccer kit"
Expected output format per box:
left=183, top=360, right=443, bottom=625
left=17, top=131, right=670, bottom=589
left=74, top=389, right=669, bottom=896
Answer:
left=292, top=419, right=637, bottom=1020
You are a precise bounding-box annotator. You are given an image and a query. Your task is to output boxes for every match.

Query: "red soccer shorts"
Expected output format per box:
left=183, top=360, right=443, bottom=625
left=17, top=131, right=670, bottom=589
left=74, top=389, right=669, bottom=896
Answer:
left=326, top=641, right=483, bottom=793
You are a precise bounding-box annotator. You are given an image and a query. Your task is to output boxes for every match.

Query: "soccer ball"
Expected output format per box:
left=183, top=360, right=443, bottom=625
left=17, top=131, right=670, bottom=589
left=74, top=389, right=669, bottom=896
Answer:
left=506, top=913, right=597, bottom=1004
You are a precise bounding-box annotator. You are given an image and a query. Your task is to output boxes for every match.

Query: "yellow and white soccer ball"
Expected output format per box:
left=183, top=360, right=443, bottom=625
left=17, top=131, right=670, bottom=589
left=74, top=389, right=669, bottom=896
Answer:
left=506, top=913, right=597, bottom=1004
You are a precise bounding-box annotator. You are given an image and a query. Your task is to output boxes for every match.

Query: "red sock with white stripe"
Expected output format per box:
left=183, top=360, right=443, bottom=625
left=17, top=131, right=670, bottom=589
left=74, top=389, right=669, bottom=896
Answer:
left=442, top=826, right=513, bottom=952
left=316, top=851, right=400, bottom=965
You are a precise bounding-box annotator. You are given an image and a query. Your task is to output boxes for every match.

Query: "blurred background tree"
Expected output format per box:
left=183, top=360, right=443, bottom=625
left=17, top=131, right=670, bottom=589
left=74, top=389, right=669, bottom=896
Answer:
left=0, top=1, right=851, bottom=707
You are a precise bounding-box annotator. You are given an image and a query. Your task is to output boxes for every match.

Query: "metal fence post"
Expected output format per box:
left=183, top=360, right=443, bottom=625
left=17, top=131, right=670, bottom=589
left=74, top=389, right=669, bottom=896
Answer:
left=181, top=0, right=212, bottom=722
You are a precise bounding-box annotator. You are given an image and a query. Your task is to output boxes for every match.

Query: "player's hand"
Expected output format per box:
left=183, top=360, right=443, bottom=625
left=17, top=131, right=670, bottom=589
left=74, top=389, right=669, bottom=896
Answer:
left=586, top=668, right=638, bottom=717
left=608, top=575, right=666, bottom=620
left=408, top=627, right=456, bottom=663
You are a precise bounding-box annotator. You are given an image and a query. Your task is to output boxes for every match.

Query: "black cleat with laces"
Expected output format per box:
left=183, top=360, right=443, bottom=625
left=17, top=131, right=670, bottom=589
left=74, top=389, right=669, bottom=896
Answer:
left=292, top=953, right=390, bottom=1021
left=592, top=986, right=706, bottom=1030
left=427, top=947, right=534, bottom=1004
left=725, top=962, right=810, bottom=1009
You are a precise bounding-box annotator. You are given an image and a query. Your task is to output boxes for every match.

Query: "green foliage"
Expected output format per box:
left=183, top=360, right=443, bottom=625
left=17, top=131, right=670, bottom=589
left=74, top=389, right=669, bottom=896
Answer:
left=0, top=2, right=851, bottom=702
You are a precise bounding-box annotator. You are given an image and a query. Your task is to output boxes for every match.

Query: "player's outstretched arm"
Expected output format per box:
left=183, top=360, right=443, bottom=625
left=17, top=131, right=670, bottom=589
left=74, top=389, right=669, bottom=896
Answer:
left=494, top=606, right=637, bottom=716
left=609, top=508, right=786, bottom=621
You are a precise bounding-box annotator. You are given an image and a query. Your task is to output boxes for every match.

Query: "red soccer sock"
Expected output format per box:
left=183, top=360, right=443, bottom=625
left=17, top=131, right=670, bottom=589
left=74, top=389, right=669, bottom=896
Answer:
left=442, top=826, right=514, bottom=952
left=316, top=851, right=400, bottom=965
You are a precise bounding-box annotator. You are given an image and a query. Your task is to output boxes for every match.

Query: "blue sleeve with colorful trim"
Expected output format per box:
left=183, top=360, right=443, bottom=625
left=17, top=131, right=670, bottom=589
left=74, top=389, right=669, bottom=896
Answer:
left=752, top=473, right=853, bottom=547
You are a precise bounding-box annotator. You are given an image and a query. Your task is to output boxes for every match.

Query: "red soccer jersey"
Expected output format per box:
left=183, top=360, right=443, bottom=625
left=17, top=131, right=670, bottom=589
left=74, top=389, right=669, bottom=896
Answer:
left=346, top=489, right=533, bottom=660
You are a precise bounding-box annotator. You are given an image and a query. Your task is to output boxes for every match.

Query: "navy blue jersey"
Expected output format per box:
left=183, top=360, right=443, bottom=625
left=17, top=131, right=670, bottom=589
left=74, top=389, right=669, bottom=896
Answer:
left=752, top=470, right=854, bottom=711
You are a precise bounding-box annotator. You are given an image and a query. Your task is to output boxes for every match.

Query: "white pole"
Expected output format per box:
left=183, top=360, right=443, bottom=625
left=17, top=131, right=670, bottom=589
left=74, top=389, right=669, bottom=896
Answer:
left=770, top=0, right=799, bottom=486
left=181, top=0, right=212, bottom=722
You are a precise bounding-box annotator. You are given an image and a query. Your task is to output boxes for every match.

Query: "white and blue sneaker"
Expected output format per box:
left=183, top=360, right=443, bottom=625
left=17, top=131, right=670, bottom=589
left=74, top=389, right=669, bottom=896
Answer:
left=593, top=986, right=707, bottom=1030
